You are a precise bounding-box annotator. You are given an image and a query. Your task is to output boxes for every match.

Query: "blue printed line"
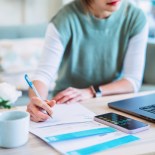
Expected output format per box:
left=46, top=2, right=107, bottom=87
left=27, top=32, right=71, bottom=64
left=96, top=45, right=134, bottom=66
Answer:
left=66, top=135, right=140, bottom=155
left=45, top=127, right=116, bottom=143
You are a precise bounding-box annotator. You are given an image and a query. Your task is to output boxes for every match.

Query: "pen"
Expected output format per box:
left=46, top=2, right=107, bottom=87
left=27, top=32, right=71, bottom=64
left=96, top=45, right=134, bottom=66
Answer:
left=24, top=74, right=52, bottom=118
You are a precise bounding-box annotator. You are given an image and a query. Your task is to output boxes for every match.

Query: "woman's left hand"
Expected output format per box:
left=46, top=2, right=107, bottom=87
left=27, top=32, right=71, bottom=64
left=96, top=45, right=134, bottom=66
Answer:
left=53, top=87, right=94, bottom=104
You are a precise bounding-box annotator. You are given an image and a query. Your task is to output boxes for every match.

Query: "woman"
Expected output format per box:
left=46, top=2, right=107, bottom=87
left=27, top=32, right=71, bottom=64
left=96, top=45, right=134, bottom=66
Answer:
left=27, top=0, right=148, bottom=122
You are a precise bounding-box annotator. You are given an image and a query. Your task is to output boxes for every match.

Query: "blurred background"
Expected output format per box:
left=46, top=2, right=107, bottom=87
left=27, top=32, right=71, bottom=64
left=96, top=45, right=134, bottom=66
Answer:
left=0, top=0, right=74, bottom=89
left=0, top=0, right=154, bottom=28
left=0, top=0, right=155, bottom=105
left=0, top=0, right=70, bottom=25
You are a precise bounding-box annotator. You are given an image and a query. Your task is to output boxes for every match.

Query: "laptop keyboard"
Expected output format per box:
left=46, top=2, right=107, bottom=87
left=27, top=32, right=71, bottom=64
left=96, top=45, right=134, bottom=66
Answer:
left=140, top=104, right=155, bottom=114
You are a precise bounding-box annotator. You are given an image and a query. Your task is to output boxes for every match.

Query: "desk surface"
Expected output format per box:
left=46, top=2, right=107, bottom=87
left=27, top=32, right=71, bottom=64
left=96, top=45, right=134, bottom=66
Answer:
left=1, top=91, right=155, bottom=155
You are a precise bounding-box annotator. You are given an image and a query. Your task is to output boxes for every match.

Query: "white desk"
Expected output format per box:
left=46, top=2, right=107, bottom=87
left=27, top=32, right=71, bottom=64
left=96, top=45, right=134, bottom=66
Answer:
left=1, top=90, right=155, bottom=155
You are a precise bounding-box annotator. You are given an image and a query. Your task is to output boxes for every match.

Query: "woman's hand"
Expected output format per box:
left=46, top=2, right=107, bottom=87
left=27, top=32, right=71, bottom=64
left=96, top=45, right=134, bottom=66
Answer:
left=53, top=87, right=94, bottom=104
left=27, top=97, right=56, bottom=122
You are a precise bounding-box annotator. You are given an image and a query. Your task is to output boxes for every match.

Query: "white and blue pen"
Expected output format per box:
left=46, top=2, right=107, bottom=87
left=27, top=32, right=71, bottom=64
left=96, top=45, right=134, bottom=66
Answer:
left=24, top=74, right=52, bottom=118
left=25, top=74, right=42, bottom=99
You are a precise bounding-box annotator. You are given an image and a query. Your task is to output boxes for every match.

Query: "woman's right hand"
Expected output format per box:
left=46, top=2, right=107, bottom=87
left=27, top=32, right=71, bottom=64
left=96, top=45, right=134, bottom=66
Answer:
left=27, top=97, right=56, bottom=122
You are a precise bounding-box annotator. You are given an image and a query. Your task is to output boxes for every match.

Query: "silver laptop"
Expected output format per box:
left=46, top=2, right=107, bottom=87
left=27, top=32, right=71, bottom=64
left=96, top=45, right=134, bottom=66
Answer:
left=108, top=93, right=155, bottom=122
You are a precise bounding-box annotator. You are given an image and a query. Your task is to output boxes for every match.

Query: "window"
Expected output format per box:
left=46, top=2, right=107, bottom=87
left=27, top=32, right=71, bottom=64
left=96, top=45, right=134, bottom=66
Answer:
left=136, top=0, right=155, bottom=38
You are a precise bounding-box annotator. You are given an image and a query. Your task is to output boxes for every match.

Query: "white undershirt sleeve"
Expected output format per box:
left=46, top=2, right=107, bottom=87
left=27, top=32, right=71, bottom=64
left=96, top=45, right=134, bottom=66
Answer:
left=33, top=23, right=148, bottom=92
left=122, top=23, right=149, bottom=92
left=33, top=23, right=64, bottom=88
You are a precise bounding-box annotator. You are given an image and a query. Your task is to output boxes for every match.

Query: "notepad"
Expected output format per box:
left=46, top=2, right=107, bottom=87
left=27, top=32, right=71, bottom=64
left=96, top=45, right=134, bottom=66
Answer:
left=30, top=103, right=95, bottom=129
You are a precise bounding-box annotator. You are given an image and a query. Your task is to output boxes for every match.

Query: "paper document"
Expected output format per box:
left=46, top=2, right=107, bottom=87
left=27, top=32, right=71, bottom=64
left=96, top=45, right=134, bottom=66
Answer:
left=30, top=103, right=140, bottom=154
left=30, top=103, right=95, bottom=128
left=30, top=121, right=139, bottom=155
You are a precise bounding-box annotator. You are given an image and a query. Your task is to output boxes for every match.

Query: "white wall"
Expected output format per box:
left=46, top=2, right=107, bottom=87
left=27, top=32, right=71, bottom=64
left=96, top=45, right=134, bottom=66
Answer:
left=25, top=0, right=51, bottom=24
left=24, top=0, right=63, bottom=24
left=48, top=0, right=63, bottom=21
left=0, top=0, right=63, bottom=26
left=0, top=0, right=23, bottom=25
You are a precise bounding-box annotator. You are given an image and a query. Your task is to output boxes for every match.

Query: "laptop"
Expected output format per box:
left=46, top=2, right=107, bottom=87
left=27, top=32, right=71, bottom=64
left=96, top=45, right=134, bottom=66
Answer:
left=108, top=93, right=155, bottom=123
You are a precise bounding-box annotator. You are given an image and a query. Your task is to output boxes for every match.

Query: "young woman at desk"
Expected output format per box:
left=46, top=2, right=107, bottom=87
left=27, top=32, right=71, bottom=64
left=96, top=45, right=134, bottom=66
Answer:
left=27, top=0, right=148, bottom=122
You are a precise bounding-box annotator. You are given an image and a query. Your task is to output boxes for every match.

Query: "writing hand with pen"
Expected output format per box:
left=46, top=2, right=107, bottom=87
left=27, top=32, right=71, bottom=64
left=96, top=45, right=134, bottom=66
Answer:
left=25, top=74, right=56, bottom=122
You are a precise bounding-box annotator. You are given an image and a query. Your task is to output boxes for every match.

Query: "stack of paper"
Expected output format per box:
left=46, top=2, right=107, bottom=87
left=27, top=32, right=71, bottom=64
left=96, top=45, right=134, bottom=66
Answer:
left=30, top=103, right=140, bottom=155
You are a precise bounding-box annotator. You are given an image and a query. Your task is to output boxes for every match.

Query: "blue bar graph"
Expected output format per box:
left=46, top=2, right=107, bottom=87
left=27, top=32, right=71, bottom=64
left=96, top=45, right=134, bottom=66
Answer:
left=45, top=127, right=116, bottom=143
left=66, top=135, right=140, bottom=155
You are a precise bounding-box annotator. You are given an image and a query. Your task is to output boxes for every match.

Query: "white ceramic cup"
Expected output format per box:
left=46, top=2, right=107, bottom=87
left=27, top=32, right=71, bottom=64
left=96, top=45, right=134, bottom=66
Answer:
left=0, top=110, right=30, bottom=148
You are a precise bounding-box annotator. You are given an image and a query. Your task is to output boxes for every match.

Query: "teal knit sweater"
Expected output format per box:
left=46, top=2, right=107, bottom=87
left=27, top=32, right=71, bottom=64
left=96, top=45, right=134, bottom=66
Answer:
left=51, top=0, right=146, bottom=95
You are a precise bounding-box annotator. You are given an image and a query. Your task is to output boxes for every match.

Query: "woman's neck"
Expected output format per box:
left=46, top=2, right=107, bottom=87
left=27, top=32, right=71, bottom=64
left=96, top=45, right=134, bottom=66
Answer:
left=88, top=1, right=122, bottom=19
left=91, top=10, right=112, bottom=19
left=89, top=5, right=112, bottom=19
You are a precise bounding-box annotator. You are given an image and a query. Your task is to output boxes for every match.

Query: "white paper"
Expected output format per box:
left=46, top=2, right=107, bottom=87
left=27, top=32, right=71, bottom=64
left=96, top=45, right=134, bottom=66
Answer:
left=52, top=130, right=127, bottom=153
left=30, top=103, right=95, bottom=128
left=29, top=104, right=139, bottom=155
left=30, top=121, right=130, bottom=154
left=30, top=121, right=106, bottom=137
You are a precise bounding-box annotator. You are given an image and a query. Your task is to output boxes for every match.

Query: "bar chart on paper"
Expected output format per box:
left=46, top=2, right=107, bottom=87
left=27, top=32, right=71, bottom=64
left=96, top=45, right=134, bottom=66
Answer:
left=30, top=103, right=140, bottom=155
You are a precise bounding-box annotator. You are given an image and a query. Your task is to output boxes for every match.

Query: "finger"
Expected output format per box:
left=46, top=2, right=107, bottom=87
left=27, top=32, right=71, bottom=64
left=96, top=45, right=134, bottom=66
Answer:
left=30, top=112, right=48, bottom=122
left=29, top=108, right=45, bottom=122
left=28, top=103, right=50, bottom=120
left=44, top=99, right=50, bottom=102
left=67, top=95, right=82, bottom=103
left=54, top=89, right=79, bottom=104
left=30, top=116, right=39, bottom=122
left=27, top=103, right=50, bottom=121
left=57, top=93, right=80, bottom=104
left=30, top=115, right=44, bottom=122
left=32, top=97, right=53, bottom=116
left=47, top=100, right=56, bottom=107
left=30, top=114, right=41, bottom=122
left=53, top=87, right=74, bottom=101
left=27, top=103, right=38, bottom=118
left=31, top=96, right=44, bottom=107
